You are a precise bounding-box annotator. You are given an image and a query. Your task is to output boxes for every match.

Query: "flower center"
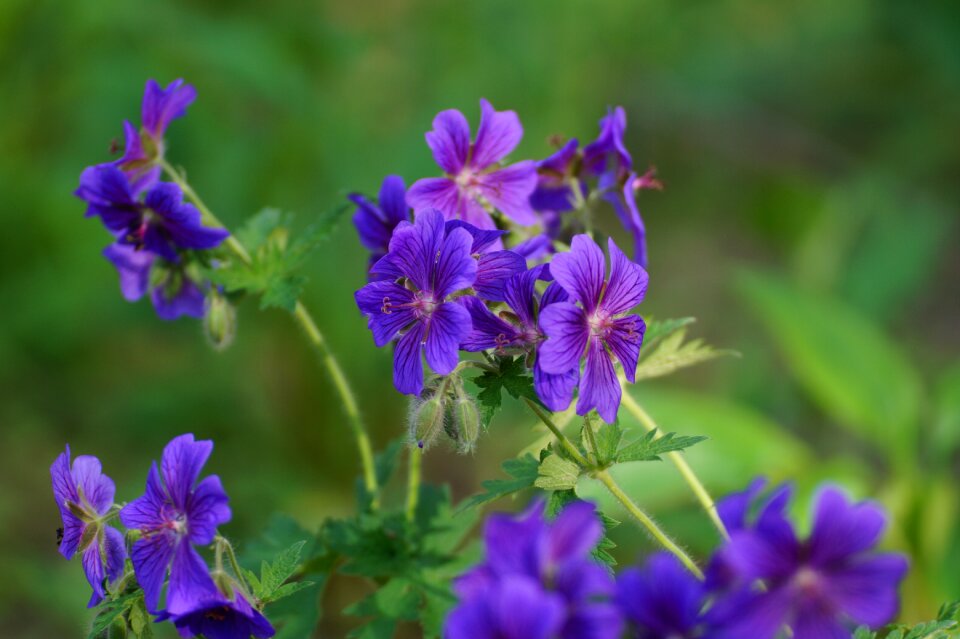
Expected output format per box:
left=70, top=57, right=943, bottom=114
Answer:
left=588, top=311, right=612, bottom=339
left=791, top=566, right=821, bottom=597
left=455, top=169, right=482, bottom=193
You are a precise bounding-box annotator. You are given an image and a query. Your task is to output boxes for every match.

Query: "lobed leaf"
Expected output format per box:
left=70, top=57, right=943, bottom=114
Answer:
left=459, top=454, right=540, bottom=510
left=635, top=327, right=736, bottom=381
left=616, top=429, right=707, bottom=463
left=534, top=454, right=581, bottom=491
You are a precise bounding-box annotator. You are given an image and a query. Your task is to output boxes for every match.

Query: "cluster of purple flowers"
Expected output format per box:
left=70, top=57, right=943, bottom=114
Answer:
left=75, top=79, right=229, bottom=320
left=448, top=482, right=907, bottom=639
left=352, top=100, right=658, bottom=422
left=51, top=435, right=274, bottom=639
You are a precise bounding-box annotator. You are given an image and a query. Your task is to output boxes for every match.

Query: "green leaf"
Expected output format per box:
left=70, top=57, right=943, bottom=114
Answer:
left=459, top=454, right=540, bottom=510
left=591, top=421, right=623, bottom=466
left=616, top=429, right=707, bottom=463
left=256, top=540, right=309, bottom=603
left=88, top=591, right=140, bottom=639
left=635, top=327, right=735, bottom=381
left=211, top=204, right=349, bottom=311
left=545, top=490, right=619, bottom=567
left=472, top=356, right=538, bottom=427
left=344, top=578, right=420, bottom=639
left=534, top=454, right=581, bottom=490
left=738, top=272, right=923, bottom=462
left=127, top=596, right=152, bottom=639
left=934, top=364, right=960, bottom=465
left=642, top=316, right=696, bottom=347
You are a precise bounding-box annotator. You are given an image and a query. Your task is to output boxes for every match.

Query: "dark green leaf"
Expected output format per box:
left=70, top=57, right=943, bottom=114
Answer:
left=616, top=429, right=707, bottom=463
left=344, top=579, right=420, bottom=639
left=472, top=356, right=538, bottom=427
left=459, top=454, right=540, bottom=510
left=88, top=591, right=140, bottom=639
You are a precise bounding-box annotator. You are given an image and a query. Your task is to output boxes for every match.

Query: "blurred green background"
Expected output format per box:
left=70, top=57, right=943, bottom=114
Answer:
left=1, top=0, right=957, bottom=636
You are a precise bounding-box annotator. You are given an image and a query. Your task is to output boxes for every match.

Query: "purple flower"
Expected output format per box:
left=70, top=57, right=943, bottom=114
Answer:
left=445, top=220, right=526, bottom=301
left=715, top=483, right=909, bottom=639
left=77, top=164, right=228, bottom=261
left=354, top=209, right=477, bottom=396
left=582, top=107, right=632, bottom=180
left=460, top=266, right=578, bottom=411
left=103, top=242, right=208, bottom=320
left=50, top=447, right=126, bottom=607
left=164, top=587, right=274, bottom=639
left=530, top=138, right=582, bottom=214
left=116, top=79, right=197, bottom=189
left=407, top=99, right=537, bottom=230
left=448, top=500, right=623, bottom=639
left=539, top=235, right=648, bottom=423
left=349, top=175, right=411, bottom=280
left=616, top=553, right=708, bottom=639
left=120, top=434, right=232, bottom=615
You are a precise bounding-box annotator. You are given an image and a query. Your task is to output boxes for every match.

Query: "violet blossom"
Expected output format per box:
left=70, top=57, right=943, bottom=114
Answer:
left=349, top=174, right=411, bottom=281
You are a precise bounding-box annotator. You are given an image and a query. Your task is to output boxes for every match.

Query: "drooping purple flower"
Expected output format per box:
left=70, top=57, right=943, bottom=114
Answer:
left=77, top=165, right=229, bottom=261
left=582, top=107, right=632, bottom=180
left=529, top=138, right=583, bottom=215
left=164, top=585, right=274, bottom=639
left=713, top=483, right=909, bottom=639
left=120, top=434, right=232, bottom=615
left=448, top=500, right=623, bottom=639
left=349, top=175, right=411, bottom=281
left=407, top=99, right=537, bottom=230
left=115, top=79, right=197, bottom=189
left=103, top=242, right=207, bottom=320
left=539, top=235, right=648, bottom=423
left=616, top=553, right=708, bottom=639
left=354, top=209, right=477, bottom=396
left=460, top=266, right=578, bottom=411
left=445, top=220, right=526, bottom=301
left=50, top=446, right=126, bottom=607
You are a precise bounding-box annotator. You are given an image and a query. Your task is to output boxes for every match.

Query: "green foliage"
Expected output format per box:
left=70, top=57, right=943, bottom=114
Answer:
left=534, top=453, right=581, bottom=490
left=459, top=454, right=540, bottom=509
left=635, top=326, right=736, bottom=381
left=546, top=489, right=619, bottom=567
left=738, top=272, right=923, bottom=463
left=244, top=541, right=314, bottom=605
left=211, top=205, right=349, bottom=311
left=642, top=317, right=696, bottom=348
left=616, top=429, right=707, bottom=463
left=88, top=591, right=151, bottom=639
left=591, top=421, right=624, bottom=466
left=471, top=356, right=538, bottom=427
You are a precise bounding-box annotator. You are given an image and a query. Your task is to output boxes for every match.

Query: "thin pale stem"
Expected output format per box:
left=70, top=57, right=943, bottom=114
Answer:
left=595, top=469, right=704, bottom=580
left=405, top=445, right=422, bottom=523
left=620, top=389, right=729, bottom=540
left=215, top=535, right=248, bottom=588
left=160, top=159, right=380, bottom=509
left=522, top=398, right=590, bottom=467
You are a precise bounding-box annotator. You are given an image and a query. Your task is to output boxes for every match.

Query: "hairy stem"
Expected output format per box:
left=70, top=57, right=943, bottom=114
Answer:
left=405, top=445, right=422, bottom=523
left=161, top=159, right=380, bottom=509
left=594, top=469, right=705, bottom=580
left=620, top=390, right=729, bottom=540
left=522, top=398, right=590, bottom=467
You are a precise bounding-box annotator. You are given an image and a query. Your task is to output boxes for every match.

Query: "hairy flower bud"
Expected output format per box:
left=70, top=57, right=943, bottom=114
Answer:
left=410, top=396, right=446, bottom=450
left=204, top=291, right=237, bottom=351
left=453, top=398, right=481, bottom=453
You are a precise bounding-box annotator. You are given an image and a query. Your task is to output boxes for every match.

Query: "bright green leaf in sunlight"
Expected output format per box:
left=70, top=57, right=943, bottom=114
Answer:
left=738, top=272, right=923, bottom=464
left=635, top=326, right=737, bottom=381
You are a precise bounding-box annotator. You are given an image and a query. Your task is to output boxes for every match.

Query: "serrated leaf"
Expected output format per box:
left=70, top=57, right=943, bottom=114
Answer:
left=642, top=317, right=696, bottom=347
left=88, top=591, right=140, bottom=638
left=590, top=421, right=623, bottom=466
left=472, top=356, right=538, bottom=427
left=127, top=597, right=152, bottom=639
left=616, top=429, right=707, bottom=463
left=460, top=454, right=540, bottom=510
left=258, top=540, right=307, bottom=601
left=635, top=327, right=735, bottom=381
left=535, top=454, right=581, bottom=490
left=237, top=208, right=290, bottom=250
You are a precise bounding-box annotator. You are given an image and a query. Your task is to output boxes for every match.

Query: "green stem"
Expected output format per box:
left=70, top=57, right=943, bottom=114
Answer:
left=216, top=535, right=247, bottom=588
left=620, top=390, right=729, bottom=540
left=405, top=445, right=422, bottom=523
left=595, top=469, right=704, bottom=580
left=522, top=398, right=590, bottom=467
left=160, top=159, right=380, bottom=509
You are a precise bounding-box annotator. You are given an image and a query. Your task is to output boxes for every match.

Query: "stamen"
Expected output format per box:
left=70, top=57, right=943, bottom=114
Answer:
left=381, top=297, right=393, bottom=314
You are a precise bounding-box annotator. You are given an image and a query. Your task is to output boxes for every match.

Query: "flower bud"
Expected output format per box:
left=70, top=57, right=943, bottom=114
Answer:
left=410, top=396, right=446, bottom=450
left=453, top=398, right=481, bottom=454
left=204, top=291, right=237, bottom=352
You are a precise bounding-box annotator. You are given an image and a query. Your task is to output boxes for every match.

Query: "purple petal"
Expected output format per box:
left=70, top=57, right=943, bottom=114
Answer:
left=160, top=434, right=213, bottom=511
left=81, top=530, right=108, bottom=608
left=378, top=174, right=409, bottom=225
left=407, top=177, right=461, bottom=217
left=708, top=587, right=791, bottom=639
left=350, top=193, right=392, bottom=253
left=103, top=243, right=154, bottom=301
left=484, top=502, right=547, bottom=578
left=471, top=99, right=524, bottom=169
left=444, top=594, right=496, bottom=639
left=582, top=106, right=632, bottom=177
left=512, top=234, right=554, bottom=261
left=71, top=455, right=116, bottom=515
left=425, top=109, right=471, bottom=174
left=555, top=558, right=616, bottom=602
left=606, top=315, right=645, bottom=383
left=616, top=553, right=704, bottom=635
left=166, top=542, right=219, bottom=616
left=130, top=531, right=177, bottom=613
left=432, top=224, right=478, bottom=298
left=476, top=161, right=538, bottom=225
left=538, top=302, right=588, bottom=375
left=825, top=553, right=908, bottom=627
left=600, top=237, right=648, bottom=315
left=142, top=79, right=197, bottom=138
left=355, top=281, right=417, bottom=347
left=540, top=280, right=570, bottom=308
left=144, top=182, right=229, bottom=251
left=808, top=486, right=887, bottom=567
left=117, top=120, right=148, bottom=167
left=717, top=477, right=768, bottom=533
left=151, top=276, right=207, bottom=321
left=790, top=600, right=851, bottom=639
left=424, top=301, right=471, bottom=376
left=533, top=362, right=577, bottom=412
left=76, top=164, right=142, bottom=231
left=378, top=209, right=445, bottom=290
left=50, top=447, right=83, bottom=559
left=577, top=337, right=621, bottom=423
left=475, top=251, right=526, bottom=302
left=538, top=138, right=579, bottom=174
left=459, top=296, right=520, bottom=352
left=603, top=173, right=648, bottom=267
left=550, top=235, right=606, bottom=312
left=503, top=267, right=542, bottom=328
left=393, top=322, right=426, bottom=395
left=548, top=500, right=603, bottom=564
left=560, top=601, right=623, bottom=639
left=120, top=463, right=168, bottom=530
left=492, top=577, right=566, bottom=639
left=445, top=219, right=506, bottom=254
left=724, top=520, right=800, bottom=582
left=186, top=475, right=231, bottom=545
